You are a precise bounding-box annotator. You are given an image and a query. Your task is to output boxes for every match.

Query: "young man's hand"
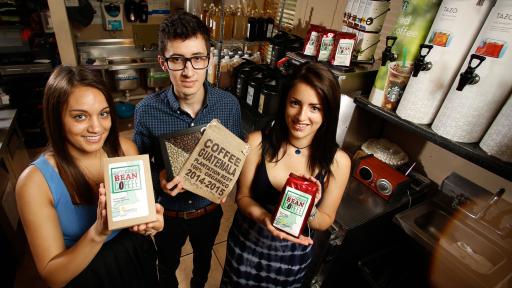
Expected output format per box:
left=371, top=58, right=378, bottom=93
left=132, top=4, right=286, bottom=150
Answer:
left=159, top=169, right=185, bottom=196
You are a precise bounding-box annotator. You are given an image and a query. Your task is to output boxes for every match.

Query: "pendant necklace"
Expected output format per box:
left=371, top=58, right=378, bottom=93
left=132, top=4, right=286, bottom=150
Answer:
left=288, top=142, right=311, bottom=155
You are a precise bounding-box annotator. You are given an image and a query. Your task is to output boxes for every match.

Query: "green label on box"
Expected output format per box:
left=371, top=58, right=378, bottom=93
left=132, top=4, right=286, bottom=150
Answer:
left=110, top=165, right=142, bottom=193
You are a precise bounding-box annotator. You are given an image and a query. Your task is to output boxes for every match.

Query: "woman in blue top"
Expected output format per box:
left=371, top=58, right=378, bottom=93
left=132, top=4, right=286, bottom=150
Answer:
left=16, top=66, right=164, bottom=287
left=221, top=62, right=351, bottom=287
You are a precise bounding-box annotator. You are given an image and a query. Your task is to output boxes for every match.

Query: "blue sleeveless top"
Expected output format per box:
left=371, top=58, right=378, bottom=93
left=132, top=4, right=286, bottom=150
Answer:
left=33, top=155, right=119, bottom=248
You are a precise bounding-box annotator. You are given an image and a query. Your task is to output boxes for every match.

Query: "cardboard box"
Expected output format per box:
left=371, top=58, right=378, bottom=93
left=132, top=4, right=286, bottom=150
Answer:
left=178, top=119, right=250, bottom=203
left=103, top=154, right=156, bottom=230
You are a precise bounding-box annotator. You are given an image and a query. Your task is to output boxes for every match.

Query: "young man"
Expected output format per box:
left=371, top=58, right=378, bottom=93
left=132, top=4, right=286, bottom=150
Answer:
left=133, top=12, right=242, bottom=288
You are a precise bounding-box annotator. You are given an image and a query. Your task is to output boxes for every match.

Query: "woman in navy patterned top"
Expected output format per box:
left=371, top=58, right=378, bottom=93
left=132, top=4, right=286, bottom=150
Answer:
left=221, top=62, right=351, bottom=287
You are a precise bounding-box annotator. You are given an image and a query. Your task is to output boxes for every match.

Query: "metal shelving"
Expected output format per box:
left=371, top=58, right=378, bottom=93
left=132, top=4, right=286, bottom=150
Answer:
left=354, top=96, right=512, bottom=181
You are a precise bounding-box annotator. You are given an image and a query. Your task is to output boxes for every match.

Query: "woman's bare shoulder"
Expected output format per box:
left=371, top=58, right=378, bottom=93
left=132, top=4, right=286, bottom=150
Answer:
left=246, top=130, right=263, bottom=145
left=16, top=161, right=51, bottom=203
left=332, top=149, right=351, bottom=172
left=119, top=136, right=139, bottom=156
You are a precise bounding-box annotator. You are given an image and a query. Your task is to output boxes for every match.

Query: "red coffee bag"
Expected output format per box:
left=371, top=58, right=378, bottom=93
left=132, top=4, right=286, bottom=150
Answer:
left=272, top=173, right=318, bottom=238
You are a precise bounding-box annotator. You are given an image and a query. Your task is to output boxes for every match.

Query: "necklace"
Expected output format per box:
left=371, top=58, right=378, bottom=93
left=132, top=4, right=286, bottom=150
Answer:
left=288, top=142, right=311, bottom=155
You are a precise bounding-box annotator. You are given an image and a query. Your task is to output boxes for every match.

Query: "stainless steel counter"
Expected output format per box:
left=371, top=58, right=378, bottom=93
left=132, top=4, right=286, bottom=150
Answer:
left=336, top=177, right=420, bottom=230
left=82, top=60, right=160, bottom=71
left=0, top=63, right=52, bottom=76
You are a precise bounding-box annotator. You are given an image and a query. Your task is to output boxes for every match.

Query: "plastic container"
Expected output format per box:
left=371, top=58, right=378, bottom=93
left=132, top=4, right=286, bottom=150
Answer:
left=232, top=59, right=256, bottom=97
left=245, top=72, right=265, bottom=109
left=247, top=11, right=258, bottom=41
left=246, top=67, right=279, bottom=112
left=219, top=56, right=232, bottom=89
left=235, top=63, right=261, bottom=100
left=115, top=102, right=135, bottom=119
left=258, top=83, right=280, bottom=116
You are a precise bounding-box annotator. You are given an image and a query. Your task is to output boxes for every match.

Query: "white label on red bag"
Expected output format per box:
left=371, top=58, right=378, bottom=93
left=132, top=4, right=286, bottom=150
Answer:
left=304, top=31, right=320, bottom=56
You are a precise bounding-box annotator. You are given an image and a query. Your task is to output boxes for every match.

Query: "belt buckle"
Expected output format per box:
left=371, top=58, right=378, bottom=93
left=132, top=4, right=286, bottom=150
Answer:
left=183, top=211, right=194, bottom=220
left=183, top=209, right=201, bottom=220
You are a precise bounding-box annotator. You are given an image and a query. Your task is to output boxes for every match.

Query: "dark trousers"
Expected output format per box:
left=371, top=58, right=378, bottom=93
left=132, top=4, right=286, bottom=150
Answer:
left=155, top=206, right=223, bottom=288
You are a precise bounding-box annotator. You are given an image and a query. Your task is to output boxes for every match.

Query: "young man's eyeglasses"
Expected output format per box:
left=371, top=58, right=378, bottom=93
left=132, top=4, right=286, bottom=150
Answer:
left=164, top=55, right=210, bottom=71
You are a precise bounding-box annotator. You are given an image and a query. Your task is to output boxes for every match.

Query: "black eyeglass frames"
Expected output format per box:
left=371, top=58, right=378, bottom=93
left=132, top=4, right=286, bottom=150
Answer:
left=163, top=55, right=210, bottom=71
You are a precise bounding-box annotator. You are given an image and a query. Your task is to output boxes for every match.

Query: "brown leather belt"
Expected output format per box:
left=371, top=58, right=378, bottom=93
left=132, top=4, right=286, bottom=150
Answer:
left=163, top=203, right=219, bottom=220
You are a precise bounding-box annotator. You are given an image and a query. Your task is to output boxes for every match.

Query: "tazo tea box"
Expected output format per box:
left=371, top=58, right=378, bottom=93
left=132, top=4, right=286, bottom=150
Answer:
left=104, top=154, right=156, bottom=230
left=272, top=173, right=318, bottom=238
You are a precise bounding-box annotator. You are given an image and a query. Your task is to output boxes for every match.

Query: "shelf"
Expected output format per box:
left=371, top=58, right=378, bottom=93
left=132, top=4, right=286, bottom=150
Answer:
left=354, top=96, right=512, bottom=181
left=82, top=62, right=159, bottom=71
left=211, top=39, right=267, bottom=46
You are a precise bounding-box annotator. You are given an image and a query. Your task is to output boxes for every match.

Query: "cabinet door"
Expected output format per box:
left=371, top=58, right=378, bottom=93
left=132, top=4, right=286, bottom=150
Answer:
left=7, top=125, right=30, bottom=178
left=0, top=157, right=17, bottom=240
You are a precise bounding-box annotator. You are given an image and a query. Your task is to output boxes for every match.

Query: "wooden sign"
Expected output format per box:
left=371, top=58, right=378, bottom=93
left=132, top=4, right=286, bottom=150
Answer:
left=103, top=154, right=156, bottom=230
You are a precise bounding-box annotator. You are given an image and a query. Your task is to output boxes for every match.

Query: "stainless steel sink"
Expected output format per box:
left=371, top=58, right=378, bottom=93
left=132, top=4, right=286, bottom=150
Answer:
left=395, top=200, right=511, bottom=288
left=414, top=208, right=505, bottom=273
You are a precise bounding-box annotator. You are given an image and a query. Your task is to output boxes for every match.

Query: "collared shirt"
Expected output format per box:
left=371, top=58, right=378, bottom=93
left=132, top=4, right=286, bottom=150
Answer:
left=133, top=82, right=242, bottom=211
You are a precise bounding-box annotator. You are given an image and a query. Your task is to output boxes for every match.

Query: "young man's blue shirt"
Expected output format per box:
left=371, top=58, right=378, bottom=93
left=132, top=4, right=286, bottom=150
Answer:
left=133, top=82, right=242, bottom=211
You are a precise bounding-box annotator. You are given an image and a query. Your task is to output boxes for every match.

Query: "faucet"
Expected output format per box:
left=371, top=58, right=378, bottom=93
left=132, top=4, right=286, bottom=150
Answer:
left=412, top=44, right=433, bottom=77
left=453, top=188, right=506, bottom=220
left=381, top=35, right=397, bottom=66
left=456, top=54, right=486, bottom=91
left=142, top=43, right=157, bottom=51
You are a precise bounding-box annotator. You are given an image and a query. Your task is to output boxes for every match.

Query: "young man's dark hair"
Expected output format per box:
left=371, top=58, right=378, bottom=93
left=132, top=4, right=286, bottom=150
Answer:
left=158, top=11, right=211, bottom=56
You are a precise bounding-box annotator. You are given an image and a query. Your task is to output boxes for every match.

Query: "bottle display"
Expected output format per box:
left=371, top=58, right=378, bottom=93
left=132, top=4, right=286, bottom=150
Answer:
left=207, top=3, right=215, bottom=35
left=233, top=5, right=248, bottom=40
left=223, top=6, right=235, bottom=41
left=211, top=7, right=220, bottom=40
left=200, top=2, right=209, bottom=24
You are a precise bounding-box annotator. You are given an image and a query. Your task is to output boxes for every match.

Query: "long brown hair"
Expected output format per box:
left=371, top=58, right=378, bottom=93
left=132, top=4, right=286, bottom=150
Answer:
left=43, top=66, right=123, bottom=205
left=262, top=62, right=341, bottom=176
